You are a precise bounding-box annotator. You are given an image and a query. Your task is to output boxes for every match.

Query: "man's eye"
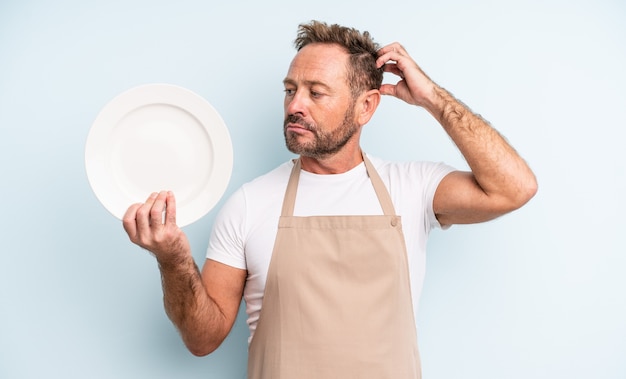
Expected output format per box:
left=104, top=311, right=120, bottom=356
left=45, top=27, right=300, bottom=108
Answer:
left=311, top=91, right=321, bottom=98
left=284, top=89, right=295, bottom=96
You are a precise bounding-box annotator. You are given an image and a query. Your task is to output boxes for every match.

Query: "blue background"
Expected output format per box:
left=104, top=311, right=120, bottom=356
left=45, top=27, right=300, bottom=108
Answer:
left=1, top=0, right=625, bottom=378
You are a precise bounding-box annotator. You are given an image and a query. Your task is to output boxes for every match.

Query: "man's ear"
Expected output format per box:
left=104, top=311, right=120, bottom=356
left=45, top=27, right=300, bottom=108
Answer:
left=356, top=89, right=381, bottom=126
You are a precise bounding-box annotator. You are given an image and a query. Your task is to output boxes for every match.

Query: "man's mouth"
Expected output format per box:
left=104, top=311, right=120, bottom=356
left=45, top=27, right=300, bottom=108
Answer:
left=284, top=115, right=315, bottom=134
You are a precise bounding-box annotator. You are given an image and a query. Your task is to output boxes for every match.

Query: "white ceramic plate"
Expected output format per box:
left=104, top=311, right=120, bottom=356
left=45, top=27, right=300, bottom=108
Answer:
left=85, top=83, right=233, bottom=227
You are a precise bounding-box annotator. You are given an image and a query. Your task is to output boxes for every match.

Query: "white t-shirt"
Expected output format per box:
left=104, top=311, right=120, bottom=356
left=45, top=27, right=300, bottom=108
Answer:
left=206, top=154, right=455, bottom=342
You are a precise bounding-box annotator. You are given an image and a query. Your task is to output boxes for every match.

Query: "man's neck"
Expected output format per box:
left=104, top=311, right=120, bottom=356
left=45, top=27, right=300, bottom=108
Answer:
left=299, top=146, right=364, bottom=174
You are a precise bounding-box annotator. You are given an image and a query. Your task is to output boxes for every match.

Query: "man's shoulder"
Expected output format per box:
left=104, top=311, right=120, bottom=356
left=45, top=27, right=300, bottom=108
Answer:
left=241, top=159, right=294, bottom=192
left=366, top=154, right=452, bottom=177
left=216, top=160, right=293, bottom=222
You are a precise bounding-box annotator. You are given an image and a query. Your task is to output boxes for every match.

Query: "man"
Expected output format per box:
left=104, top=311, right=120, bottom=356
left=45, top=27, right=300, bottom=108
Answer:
left=123, top=21, right=537, bottom=378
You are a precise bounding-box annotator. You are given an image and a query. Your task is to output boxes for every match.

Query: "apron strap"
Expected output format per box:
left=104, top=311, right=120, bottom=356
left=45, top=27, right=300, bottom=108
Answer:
left=281, top=159, right=301, bottom=217
left=362, top=154, right=397, bottom=216
left=280, top=154, right=397, bottom=217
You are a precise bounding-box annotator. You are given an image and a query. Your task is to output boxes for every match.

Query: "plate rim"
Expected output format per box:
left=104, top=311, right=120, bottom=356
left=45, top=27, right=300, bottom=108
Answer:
left=85, top=83, right=233, bottom=227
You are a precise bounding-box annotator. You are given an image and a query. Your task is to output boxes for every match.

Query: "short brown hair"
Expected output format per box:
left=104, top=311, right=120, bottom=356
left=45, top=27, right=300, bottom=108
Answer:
left=294, top=20, right=383, bottom=98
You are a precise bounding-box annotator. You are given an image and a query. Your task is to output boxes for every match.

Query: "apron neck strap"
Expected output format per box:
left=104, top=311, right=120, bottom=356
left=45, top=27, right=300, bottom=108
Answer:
left=281, top=154, right=397, bottom=217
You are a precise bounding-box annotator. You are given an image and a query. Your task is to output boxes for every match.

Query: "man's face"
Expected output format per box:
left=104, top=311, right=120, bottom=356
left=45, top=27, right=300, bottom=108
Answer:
left=282, top=43, right=359, bottom=159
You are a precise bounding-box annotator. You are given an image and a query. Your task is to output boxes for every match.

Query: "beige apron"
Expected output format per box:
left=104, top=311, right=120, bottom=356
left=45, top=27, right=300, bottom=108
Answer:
left=248, top=156, right=421, bottom=379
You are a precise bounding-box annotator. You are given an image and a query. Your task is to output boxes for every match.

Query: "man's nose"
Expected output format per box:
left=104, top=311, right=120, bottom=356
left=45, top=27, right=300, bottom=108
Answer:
left=285, top=91, right=307, bottom=116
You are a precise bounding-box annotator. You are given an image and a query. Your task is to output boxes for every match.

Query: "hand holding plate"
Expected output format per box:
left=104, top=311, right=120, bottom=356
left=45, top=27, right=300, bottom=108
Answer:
left=122, top=191, right=191, bottom=264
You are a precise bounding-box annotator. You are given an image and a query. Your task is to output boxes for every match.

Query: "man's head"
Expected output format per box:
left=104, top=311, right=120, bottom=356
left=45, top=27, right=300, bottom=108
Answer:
left=283, top=21, right=382, bottom=160
left=294, top=20, right=383, bottom=99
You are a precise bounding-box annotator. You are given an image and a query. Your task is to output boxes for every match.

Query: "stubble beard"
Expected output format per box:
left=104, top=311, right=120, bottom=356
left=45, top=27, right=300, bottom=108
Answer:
left=283, top=105, right=359, bottom=160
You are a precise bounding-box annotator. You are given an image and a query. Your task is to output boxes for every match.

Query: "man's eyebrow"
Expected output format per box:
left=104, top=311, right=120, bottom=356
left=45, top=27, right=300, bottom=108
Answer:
left=282, top=78, right=332, bottom=91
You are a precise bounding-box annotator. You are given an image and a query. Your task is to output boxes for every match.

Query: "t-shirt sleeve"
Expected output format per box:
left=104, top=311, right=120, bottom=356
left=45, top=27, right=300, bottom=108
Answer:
left=421, top=161, right=456, bottom=230
left=205, top=188, right=247, bottom=270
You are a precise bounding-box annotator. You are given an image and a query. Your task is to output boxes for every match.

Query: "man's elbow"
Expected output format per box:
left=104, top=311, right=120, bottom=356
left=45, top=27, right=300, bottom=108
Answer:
left=507, top=176, right=538, bottom=212
left=521, top=174, right=538, bottom=205
left=183, top=333, right=226, bottom=357
left=187, top=341, right=221, bottom=357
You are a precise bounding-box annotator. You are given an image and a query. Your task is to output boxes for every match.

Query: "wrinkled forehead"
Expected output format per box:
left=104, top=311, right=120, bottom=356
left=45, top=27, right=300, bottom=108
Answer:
left=285, top=43, right=350, bottom=85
